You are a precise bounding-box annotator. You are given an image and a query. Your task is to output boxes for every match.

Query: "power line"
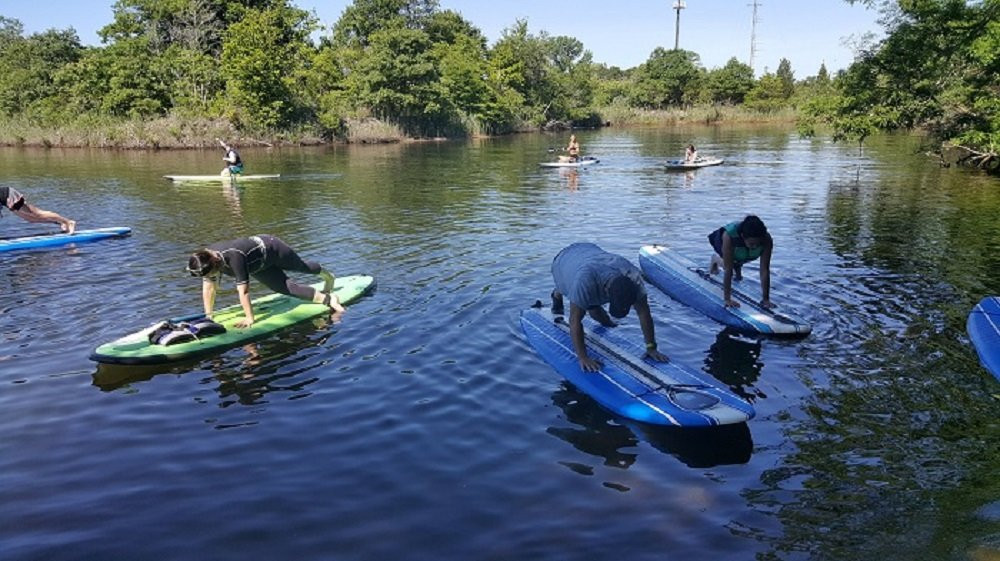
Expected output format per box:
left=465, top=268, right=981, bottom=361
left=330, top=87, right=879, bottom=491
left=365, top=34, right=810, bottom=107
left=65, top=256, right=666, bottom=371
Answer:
left=749, top=0, right=761, bottom=72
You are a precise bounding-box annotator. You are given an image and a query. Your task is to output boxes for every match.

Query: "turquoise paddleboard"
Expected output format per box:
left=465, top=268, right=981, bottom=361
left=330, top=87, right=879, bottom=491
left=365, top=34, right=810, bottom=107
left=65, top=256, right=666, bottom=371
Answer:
left=91, top=275, right=374, bottom=365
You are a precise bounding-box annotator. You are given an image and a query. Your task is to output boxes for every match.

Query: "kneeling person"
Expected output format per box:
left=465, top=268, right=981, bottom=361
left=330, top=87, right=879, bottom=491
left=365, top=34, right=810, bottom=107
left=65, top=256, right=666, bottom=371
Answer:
left=707, top=215, right=774, bottom=309
left=187, top=234, right=343, bottom=328
left=551, top=242, right=669, bottom=372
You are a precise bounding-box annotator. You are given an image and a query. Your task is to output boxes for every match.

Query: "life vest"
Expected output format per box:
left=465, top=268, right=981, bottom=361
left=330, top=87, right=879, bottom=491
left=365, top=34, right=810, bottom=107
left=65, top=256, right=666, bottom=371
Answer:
left=723, top=221, right=767, bottom=264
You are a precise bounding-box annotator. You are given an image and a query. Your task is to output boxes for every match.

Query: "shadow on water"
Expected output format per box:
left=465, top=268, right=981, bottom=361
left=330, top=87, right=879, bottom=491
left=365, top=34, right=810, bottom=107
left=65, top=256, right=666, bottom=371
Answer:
left=703, top=327, right=767, bottom=403
left=547, top=383, right=753, bottom=470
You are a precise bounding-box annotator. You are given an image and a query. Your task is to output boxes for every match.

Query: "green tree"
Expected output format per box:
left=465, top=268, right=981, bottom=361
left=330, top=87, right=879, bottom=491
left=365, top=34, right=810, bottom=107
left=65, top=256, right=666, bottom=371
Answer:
left=631, top=48, right=701, bottom=108
left=816, top=62, right=830, bottom=87
left=775, top=57, right=795, bottom=99
left=221, top=2, right=317, bottom=130
left=0, top=26, right=82, bottom=119
left=55, top=37, right=171, bottom=117
left=487, top=20, right=555, bottom=125
left=592, top=64, right=632, bottom=106
left=0, top=16, right=23, bottom=48
left=745, top=72, right=790, bottom=112
left=331, top=0, right=439, bottom=49
left=347, top=27, right=447, bottom=133
left=703, top=57, right=754, bottom=104
left=817, top=0, right=1000, bottom=169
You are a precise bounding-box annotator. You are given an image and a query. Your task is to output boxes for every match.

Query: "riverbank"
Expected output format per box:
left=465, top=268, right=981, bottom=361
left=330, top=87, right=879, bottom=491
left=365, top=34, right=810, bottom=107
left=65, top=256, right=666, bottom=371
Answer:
left=0, top=106, right=803, bottom=150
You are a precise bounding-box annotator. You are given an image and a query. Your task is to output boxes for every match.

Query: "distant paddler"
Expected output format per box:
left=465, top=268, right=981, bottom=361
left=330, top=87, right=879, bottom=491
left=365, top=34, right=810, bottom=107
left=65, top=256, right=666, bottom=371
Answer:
left=559, top=134, right=581, bottom=163
left=217, top=138, right=243, bottom=177
left=685, top=144, right=699, bottom=163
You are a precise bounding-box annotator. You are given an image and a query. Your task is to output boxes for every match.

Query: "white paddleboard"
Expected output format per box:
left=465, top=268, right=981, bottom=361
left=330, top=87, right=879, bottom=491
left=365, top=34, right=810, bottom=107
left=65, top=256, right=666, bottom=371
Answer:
left=664, top=158, right=723, bottom=170
left=164, top=174, right=281, bottom=182
left=539, top=157, right=600, bottom=168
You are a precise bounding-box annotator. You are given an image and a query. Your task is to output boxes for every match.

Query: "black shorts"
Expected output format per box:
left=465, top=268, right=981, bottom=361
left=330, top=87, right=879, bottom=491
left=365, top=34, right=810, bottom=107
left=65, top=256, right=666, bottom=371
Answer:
left=1, top=186, right=25, bottom=211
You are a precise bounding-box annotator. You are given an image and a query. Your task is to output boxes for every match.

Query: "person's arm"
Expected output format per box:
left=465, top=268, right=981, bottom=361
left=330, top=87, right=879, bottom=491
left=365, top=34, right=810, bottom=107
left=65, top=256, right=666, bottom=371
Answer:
left=587, top=306, right=616, bottom=328
left=569, top=304, right=601, bottom=372
left=722, top=233, right=740, bottom=308
left=634, top=296, right=668, bottom=362
left=760, top=244, right=773, bottom=308
left=234, top=283, right=255, bottom=328
left=202, top=278, right=218, bottom=318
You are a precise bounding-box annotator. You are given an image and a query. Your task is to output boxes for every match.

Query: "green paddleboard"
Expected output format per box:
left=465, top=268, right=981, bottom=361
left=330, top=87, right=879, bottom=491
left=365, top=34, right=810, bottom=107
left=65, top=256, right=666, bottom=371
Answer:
left=90, top=275, right=375, bottom=365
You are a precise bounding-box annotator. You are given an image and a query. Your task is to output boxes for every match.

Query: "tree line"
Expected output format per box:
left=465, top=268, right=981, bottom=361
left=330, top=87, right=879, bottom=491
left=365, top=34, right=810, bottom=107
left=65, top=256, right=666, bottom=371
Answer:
left=0, top=0, right=995, bottom=172
left=0, top=0, right=830, bottom=141
left=801, top=0, right=1000, bottom=172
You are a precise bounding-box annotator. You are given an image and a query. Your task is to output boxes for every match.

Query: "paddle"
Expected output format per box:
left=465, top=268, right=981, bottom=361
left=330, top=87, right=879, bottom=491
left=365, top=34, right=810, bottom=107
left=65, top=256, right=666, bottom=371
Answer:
left=551, top=314, right=721, bottom=410
left=0, top=231, right=61, bottom=242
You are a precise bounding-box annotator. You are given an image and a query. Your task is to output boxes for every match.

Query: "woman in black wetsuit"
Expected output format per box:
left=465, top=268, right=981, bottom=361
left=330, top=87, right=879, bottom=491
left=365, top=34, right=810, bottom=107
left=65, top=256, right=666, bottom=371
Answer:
left=186, top=234, right=343, bottom=328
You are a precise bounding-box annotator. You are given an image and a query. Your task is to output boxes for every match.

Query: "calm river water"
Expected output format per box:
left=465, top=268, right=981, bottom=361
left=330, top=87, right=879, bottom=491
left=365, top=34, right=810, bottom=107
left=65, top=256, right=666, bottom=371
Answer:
left=1, top=126, right=999, bottom=561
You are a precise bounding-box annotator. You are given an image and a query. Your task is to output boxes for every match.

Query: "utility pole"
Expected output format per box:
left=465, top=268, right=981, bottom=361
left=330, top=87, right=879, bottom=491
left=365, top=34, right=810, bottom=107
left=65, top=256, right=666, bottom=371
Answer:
left=673, top=0, right=686, bottom=50
left=749, top=0, right=761, bottom=72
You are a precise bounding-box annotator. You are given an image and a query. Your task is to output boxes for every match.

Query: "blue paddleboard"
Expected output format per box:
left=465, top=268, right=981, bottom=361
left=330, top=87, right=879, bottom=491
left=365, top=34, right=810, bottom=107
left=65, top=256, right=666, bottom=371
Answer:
left=639, top=244, right=811, bottom=337
left=0, top=227, right=131, bottom=253
left=520, top=307, right=755, bottom=427
left=968, top=296, right=1000, bottom=381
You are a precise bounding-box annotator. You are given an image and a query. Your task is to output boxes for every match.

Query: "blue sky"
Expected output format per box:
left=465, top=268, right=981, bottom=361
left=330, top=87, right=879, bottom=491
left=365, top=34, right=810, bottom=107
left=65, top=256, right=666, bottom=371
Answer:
left=3, top=0, right=882, bottom=77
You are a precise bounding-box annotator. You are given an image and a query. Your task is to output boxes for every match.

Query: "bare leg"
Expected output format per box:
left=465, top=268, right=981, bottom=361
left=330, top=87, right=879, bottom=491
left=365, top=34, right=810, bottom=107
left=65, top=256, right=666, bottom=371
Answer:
left=14, top=204, right=75, bottom=234
left=709, top=253, right=723, bottom=275
left=313, top=290, right=345, bottom=313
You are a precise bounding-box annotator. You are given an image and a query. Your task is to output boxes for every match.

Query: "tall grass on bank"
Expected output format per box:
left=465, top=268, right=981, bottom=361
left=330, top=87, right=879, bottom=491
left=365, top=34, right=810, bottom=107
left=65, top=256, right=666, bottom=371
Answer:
left=343, top=118, right=405, bottom=144
left=0, top=105, right=804, bottom=149
left=598, top=103, right=800, bottom=127
left=0, top=114, right=328, bottom=149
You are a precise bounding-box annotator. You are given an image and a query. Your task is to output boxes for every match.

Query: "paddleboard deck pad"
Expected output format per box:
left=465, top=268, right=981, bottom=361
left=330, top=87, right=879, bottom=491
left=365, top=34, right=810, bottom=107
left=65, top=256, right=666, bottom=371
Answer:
left=91, top=275, right=374, bottom=365
left=164, top=174, right=280, bottom=182
left=664, top=158, right=724, bottom=170
left=639, top=244, right=811, bottom=336
left=539, top=157, right=600, bottom=168
left=0, top=227, right=131, bottom=253
left=968, top=296, right=1000, bottom=381
left=520, top=306, right=754, bottom=426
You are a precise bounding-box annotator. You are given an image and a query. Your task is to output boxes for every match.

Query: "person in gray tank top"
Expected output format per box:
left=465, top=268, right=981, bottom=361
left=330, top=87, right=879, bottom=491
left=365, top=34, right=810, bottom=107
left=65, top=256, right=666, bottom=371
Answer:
left=0, top=185, right=75, bottom=234
left=550, top=242, right=669, bottom=372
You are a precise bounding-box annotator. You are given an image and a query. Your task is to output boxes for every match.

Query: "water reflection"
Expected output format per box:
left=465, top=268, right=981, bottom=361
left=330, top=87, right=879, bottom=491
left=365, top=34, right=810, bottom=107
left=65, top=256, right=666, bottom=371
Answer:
left=220, top=181, right=243, bottom=217
left=559, top=168, right=579, bottom=191
left=547, top=383, right=753, bottom=469
left=704, top=327, right=766, bottom=402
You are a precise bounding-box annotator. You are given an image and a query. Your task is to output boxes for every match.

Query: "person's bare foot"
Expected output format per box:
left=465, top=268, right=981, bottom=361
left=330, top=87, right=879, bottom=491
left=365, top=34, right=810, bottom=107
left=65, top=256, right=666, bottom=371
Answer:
left=323, top=292, right=345, bottom=313
left=62, top=220, right=76, bottom=234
